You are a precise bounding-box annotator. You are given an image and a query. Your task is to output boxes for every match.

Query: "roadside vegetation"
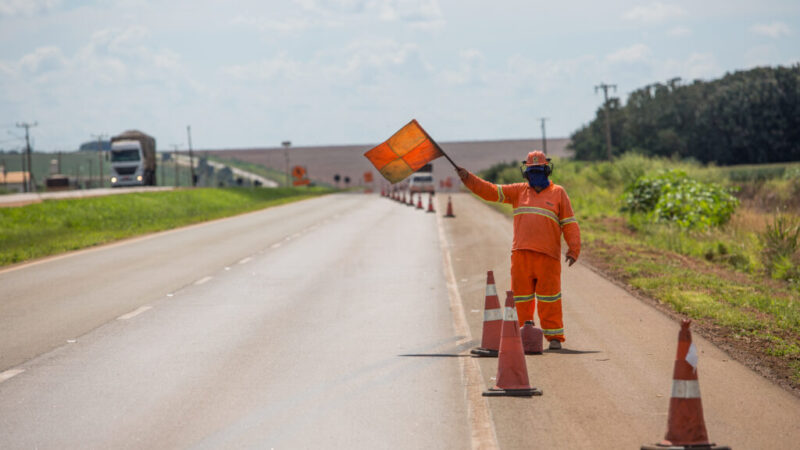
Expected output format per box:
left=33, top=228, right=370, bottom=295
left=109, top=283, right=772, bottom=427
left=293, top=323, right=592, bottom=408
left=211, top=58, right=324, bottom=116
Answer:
left=0, top=187, right=332, bottom=267
left=479, top=154, right=800, bottom=389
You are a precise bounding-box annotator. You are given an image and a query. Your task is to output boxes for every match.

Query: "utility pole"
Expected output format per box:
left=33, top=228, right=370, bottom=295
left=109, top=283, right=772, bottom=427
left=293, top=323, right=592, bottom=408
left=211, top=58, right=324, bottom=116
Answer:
left=172, top=144, right=180, bottom=187
left=186, top=125, right=196, bottom=187
left=282, top=141, right=291, bottom=187
left=595, top=83, right=617, bottom=161
left=91, top=133, right=107, bottom=188
left=16, top=121, right=37, bottom=192
left=539, top=117, right=549, bottom=155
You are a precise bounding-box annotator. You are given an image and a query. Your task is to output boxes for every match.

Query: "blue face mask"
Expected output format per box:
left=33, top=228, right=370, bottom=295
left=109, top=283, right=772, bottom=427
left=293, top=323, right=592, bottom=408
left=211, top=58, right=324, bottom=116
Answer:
left=525, top=166, right=550, bottom=189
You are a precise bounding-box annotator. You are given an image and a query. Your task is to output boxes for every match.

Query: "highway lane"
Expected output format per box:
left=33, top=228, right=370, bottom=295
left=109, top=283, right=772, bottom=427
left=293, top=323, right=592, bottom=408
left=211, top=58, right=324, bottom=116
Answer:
left=0, top=193, right=471, bottom=448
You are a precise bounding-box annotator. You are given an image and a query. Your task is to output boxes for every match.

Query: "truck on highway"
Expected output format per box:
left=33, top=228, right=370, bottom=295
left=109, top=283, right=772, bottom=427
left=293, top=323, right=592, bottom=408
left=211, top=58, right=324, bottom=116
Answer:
left=408, top=163, right=434, bottom=194
left=109, top=130, right=156, bottom=187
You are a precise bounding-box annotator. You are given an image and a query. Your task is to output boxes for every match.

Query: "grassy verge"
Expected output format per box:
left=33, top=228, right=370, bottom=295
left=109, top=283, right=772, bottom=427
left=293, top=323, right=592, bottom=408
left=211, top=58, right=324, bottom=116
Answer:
left=0, top=187, right=332, bottom=267
left=479, top=154, right=800, bottom=391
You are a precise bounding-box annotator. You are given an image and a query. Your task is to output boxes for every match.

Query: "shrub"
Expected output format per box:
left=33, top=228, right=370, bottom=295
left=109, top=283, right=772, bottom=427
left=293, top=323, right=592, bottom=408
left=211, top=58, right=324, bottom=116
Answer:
left=761, top=214, right=800, bottom=282
left=622, top=170, right=739, bottom=229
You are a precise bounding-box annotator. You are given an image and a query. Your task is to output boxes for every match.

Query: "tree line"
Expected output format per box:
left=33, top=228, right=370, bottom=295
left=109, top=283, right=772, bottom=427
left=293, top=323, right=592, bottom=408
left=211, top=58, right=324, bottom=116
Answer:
left=569, top=65, right=800, bottom=165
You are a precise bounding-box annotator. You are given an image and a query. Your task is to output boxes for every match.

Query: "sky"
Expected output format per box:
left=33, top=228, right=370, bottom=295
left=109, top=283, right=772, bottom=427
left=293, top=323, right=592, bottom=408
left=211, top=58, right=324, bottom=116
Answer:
left=0, top=0, right=797, bottom=152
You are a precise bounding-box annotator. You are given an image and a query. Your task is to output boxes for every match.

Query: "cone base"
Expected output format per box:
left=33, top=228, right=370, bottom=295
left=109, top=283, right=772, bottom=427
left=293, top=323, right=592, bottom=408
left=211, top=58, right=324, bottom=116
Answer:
left=524, top=350, right=543, bottom=355
left=445, top=214, right=455, bottom=218
left=470, top=347, right=498, bottom=357
left=482, top=387, right=543, bottom=397
left=641, top=443, right=730, bottom=450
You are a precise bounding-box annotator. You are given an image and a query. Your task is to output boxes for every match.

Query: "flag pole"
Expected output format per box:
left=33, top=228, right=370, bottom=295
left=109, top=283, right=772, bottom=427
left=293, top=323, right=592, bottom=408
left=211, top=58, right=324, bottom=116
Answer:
left=415, top=120, right=458, bottom=169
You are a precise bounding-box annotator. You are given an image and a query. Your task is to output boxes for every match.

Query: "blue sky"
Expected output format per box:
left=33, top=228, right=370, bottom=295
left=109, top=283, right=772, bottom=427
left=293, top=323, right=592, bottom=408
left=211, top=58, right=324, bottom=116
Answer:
left=0, top=0, right=797, bottom=151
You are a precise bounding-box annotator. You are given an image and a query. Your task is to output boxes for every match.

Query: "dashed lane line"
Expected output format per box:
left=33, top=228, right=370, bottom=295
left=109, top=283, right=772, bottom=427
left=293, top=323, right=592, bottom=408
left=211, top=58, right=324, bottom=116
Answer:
left=195, top=276, right=213, bottom=285
left=0, top=369, right=25, bottom=384
left=238, top=257, right=253, bottom=265
left=117, top=305, right=153, bottom=320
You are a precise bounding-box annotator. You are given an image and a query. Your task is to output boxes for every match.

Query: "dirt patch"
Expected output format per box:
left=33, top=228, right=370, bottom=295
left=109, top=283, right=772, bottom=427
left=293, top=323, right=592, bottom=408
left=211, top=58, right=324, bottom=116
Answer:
left=580, top=236, right=800, bottom=398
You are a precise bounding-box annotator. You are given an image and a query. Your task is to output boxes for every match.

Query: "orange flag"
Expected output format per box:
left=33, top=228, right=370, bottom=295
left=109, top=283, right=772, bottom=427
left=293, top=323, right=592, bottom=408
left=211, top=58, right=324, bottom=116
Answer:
left=364, top=119, right=444, bottom=184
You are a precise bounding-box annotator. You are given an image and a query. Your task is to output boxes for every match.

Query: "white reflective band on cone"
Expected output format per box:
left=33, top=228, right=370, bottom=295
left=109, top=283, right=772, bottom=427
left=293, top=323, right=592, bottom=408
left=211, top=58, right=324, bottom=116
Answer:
left=485, top=284, right=497, bottom=297
left=671, top=379, right=701, bottom=398
left=503, top=307, right=518, bottom=322
left=484, top=308, right=503, bottom=322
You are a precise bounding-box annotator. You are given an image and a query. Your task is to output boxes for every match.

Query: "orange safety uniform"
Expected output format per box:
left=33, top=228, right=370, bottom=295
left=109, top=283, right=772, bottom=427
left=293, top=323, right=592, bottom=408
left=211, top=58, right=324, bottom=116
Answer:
left=463, top=172, right=581, bottom=342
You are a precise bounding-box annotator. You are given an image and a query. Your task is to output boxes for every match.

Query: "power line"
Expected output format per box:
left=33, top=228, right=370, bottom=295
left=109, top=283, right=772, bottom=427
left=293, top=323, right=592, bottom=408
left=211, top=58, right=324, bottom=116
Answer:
left=595, top=82, right=617, bottom=161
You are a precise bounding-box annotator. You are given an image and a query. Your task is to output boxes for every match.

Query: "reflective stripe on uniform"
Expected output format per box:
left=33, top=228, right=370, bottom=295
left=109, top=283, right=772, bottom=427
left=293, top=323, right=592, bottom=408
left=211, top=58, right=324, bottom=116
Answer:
left=485, top=283, right=497, bottom=297
left=671, top=379, right=701, bottom=399
left=542, top=328, right=564, bottom=335
left=536, top=292, right=562, bottom=303
left=513, top=207, right=559, bottom=224
left=484, top=308, right=503, bottom=322
left=560, top=216, right=578, bottom=227
left=497, top=185, right=505, bottom=203
left=514, top=294, right=535, bottom=303
left=503, top=306, right=518, bottom=322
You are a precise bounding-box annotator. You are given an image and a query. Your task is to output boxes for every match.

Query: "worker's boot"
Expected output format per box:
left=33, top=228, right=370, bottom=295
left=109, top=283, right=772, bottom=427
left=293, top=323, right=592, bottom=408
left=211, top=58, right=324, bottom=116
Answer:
left=548, top=340, right=562, bottom=350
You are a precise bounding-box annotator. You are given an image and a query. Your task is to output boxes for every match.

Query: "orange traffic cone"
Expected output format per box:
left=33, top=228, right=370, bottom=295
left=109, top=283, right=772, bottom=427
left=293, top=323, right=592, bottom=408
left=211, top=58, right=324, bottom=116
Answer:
left=416, top=194, right=423, bottom=209
left=426, top=193, right=435, bottom=213
left=444, top=196, right=455, bottom=218
left=483, top=290, right=543, bottom=397
left=641, top=320, right=730, bottom=450
left=408, top=193, right=415, bottom=207
left=471, top=271, right=502, bottom=357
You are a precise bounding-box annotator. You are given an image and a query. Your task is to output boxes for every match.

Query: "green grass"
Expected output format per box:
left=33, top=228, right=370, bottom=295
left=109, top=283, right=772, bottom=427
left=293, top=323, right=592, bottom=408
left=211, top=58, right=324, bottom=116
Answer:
left=0, top=187, right=332, bottom=266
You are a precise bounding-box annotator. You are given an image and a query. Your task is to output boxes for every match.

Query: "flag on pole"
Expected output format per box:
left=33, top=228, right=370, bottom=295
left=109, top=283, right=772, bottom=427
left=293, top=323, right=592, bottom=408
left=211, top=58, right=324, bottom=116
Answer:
left=363, top=119, right=444, bottom=184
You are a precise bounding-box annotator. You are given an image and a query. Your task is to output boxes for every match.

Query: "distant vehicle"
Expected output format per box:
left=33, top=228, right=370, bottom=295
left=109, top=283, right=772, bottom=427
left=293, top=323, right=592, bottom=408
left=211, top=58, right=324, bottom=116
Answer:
left=409, top=163, right=434, bottom=194
left=109, top=130, right=156, bottom=187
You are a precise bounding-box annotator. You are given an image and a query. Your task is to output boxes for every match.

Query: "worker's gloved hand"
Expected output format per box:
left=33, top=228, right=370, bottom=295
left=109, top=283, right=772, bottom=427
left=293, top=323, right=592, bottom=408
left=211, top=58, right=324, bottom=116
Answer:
left=455, top=166, right=469, bottom=182
left=565, top=255, right=576, bottom=267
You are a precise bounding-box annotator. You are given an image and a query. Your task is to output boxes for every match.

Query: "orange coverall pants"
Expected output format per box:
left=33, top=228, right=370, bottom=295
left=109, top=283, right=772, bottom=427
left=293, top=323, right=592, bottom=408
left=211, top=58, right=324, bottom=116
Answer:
left=511, top=249, right=564, bottom=342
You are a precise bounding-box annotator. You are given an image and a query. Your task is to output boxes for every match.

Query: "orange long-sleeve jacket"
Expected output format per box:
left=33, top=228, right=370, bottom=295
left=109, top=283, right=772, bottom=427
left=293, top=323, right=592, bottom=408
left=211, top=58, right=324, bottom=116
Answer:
left=463, top=172, right=581, bottom=261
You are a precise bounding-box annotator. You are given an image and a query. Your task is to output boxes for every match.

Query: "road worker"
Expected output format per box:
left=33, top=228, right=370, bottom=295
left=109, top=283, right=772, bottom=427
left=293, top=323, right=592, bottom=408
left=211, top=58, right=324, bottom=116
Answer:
left=455, top=151, right=580, bottom=350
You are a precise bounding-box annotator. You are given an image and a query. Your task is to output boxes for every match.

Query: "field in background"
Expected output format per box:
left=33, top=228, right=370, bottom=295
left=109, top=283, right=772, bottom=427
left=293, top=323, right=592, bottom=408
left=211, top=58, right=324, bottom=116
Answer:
left=479, top=155, right=800, bottom=391
left=0, top=187, right=333, bottom=266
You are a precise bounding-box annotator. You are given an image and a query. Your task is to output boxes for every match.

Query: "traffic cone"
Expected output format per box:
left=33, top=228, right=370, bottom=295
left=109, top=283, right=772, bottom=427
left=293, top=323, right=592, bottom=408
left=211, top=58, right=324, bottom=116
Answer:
left=407, top=193, right=414, bottom=206
left=444, top=196, right=455, bottom=218
left=520, top=320, right=544, bottom=355
left=471, top=271, right=502, bottom=357
left=641, top=320, right=730, bottom=450
left=426, top=193, right=435, bottom=213
left=483, top=291, right=543, bottom=397
left=416, top=194, right=423, bottom=209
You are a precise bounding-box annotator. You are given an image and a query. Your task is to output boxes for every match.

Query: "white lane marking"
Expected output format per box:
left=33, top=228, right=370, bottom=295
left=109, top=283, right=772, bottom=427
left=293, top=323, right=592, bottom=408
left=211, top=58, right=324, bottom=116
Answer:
left=238, top=257, right=253, bottom=265
left=291, top=233, right=301, bottom=239
left=225, top=267, right=231, bottom=271
left=67, top=339, right=77, bottom=344
left=270, top=243, right=281, bottom=249
left=117, top=305, right=152, bottom=320
left=0, top=369, right=25, bottom=383
left=436, top=205, right=500, bottom=450
left=195, top=276, right=213, bottom=285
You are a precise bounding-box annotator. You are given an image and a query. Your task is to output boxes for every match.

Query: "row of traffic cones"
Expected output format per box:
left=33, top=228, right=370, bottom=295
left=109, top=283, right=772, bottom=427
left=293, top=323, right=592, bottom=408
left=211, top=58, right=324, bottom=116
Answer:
left=471, top=270, right=729, bottom=448
left=381, top=189, right=456, bottom=217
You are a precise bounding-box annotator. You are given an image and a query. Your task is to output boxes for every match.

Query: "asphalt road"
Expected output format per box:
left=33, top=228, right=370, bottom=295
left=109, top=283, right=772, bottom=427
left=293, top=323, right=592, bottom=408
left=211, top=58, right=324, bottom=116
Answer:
left=4, top=191, right=800, bottom=449
left=0, top=194, right=470, bottom=449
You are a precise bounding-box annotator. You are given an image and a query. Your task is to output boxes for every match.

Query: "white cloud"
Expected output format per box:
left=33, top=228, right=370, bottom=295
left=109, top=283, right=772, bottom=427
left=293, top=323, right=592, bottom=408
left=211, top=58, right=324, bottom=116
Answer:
left=295, top=0, right=443, bottom=27
left=750, top=22, right=791, bottom=38
left=18, top=46, right=66, bottom=74
left=230, top=15, right=314, bottom=33
left=658, top=53, right=718, bottom=81
left=622, top=2, right=686, bottom=23
left=607, top=44, right=651, bottom=63
left=0, top=0, right=61, bottom=17
left=667, top=26, right=691, bottom=37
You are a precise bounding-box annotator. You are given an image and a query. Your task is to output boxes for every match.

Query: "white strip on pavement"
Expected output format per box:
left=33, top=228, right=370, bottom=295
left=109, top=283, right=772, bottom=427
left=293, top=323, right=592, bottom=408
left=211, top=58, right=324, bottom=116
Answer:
left=0, top=369, right=25, bottom=384
left=238, top=257, right=253, bottom=265
left=195, top=276, right=213, bottom=285
left=117, top=306, right=152, bottom=320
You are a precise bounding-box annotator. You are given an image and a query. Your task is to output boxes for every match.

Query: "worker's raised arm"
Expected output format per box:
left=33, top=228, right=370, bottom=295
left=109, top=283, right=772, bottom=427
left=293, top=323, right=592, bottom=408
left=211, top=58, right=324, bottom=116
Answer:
left=455, top=166, right=513, bottom=204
